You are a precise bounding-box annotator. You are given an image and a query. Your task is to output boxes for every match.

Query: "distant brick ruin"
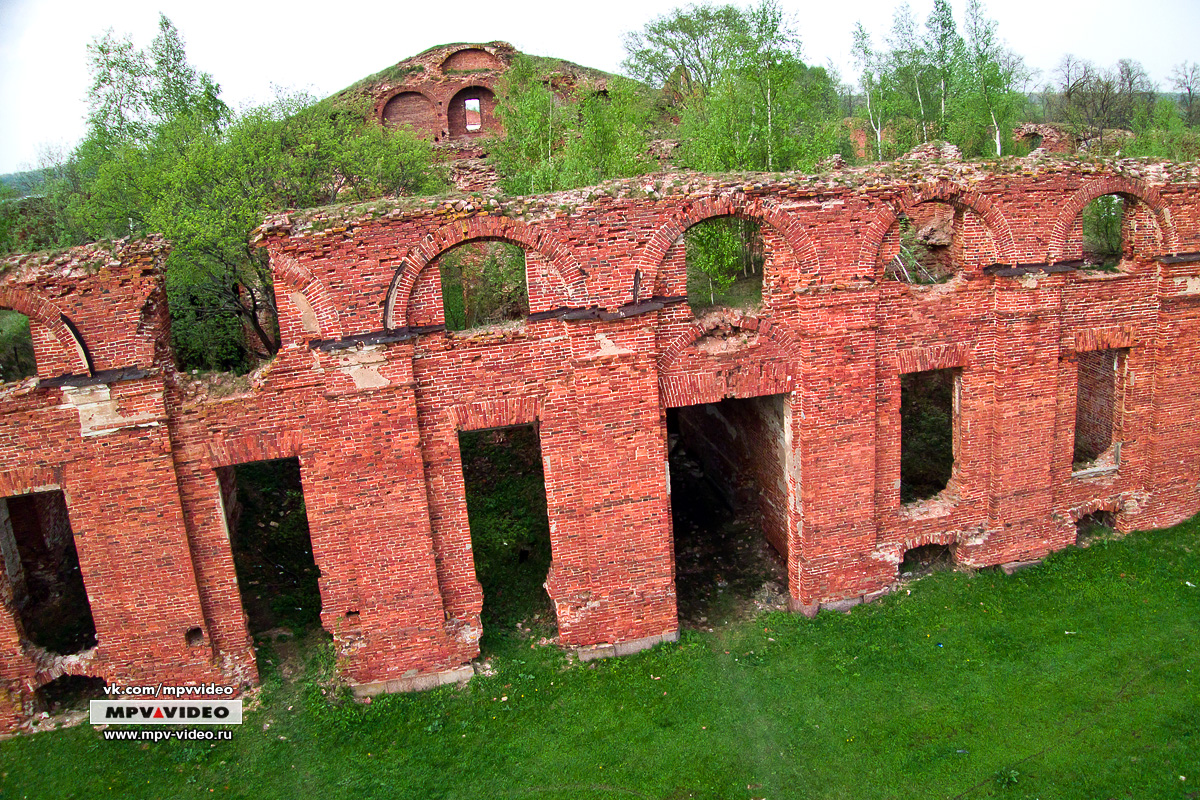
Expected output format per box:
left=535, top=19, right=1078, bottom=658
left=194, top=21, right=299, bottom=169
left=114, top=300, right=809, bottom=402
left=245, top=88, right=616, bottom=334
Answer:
left=2, top=153, right=1200, bottom=732
left=356, top=42, right=609, bottom=193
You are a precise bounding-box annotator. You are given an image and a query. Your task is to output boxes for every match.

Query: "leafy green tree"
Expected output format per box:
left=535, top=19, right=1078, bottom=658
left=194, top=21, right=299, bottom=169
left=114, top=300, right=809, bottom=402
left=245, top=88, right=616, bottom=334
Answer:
left=625, top=1, right=841, bottom=173
left=493, top=56, right=652, bottom=195
left=886, top=3, right=933, bottom=145
left=1050, top=56, right=1157, bottom=150
left=852, top=22, right=894, bottom=161
left=17, top=18, right=443, bottom=369
left=957, top=0, right=1028, bottom=156
left=1171, top=61, right=1200, bottom=126
left=622, top=3, right=746, bottom=97
left=923, top=0, right=964, bottom=137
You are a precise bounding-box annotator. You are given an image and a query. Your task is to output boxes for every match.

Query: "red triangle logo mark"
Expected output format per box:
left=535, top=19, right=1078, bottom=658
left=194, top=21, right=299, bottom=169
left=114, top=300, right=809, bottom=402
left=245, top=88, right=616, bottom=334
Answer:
left=152, top=707, right=164, bottom=718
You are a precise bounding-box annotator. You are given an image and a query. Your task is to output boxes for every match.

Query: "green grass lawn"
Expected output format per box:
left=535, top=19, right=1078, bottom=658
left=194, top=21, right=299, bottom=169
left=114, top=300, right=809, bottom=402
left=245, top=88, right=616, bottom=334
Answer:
left=2, top=519, right=1198, bottom=799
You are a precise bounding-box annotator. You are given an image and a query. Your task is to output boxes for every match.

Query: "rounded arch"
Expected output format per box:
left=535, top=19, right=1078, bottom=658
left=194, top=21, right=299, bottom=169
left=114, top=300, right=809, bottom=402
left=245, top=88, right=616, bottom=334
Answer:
left=384, top=217, right=588, bottom=329
left=440, top=47, right=503, bottom=73
left=855, top=182, right=1017, bottom=271
left=272, top=252, right=343, bottom=340
left=1046, top=175, right=1178, bottom=262
left=632, top=195, right=821, bottom=297
left=0, top=285, right=90, bottom=376
left=379, top=90, right=438, bottom=139
left=447, top=85, right=497, bottom=138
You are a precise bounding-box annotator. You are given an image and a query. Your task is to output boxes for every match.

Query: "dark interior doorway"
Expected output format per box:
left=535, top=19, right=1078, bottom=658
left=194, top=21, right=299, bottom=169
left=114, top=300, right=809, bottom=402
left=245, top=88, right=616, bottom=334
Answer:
left=667, top=395, right=790, bottom=628
left=0, top=490, right=96, bottom=654
left=217, top=458, right=321, bottom=638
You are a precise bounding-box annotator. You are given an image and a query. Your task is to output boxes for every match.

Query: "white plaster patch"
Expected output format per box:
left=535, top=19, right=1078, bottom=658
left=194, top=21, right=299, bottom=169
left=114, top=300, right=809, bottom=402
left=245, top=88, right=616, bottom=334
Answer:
left=61, top=384, right=162, bottom=437
left=591, top=332, right=632, bottom=357
left=1173, top=276, right=1200, bottom=295
left=333, top=347, right=390, bottom=390
left=289, top=291, right=321, bottom=334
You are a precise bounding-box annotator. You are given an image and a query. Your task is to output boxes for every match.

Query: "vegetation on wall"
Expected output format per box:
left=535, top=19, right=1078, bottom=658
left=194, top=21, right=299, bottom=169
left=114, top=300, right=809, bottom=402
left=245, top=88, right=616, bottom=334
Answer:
left=0, top=310, right=36, bottom=382
left=492, top=56, right=654, bottom=195
left=437, top=242, right=529, bottom=331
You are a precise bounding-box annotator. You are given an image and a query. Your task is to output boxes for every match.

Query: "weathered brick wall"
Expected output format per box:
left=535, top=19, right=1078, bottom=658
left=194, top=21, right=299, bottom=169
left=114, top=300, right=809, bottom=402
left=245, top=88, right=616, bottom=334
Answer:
left=1, top=156, right=1199, bottom=731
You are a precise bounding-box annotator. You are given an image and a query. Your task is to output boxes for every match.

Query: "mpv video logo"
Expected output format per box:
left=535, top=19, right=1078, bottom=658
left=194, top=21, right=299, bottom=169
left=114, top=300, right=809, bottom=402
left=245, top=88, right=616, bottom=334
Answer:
left=90, top=699, right=242, bottom=725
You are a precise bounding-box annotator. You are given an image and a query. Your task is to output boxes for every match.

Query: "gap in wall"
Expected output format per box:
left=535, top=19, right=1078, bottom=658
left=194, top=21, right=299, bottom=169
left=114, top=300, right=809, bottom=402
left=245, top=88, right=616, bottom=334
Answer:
left=458, top=425, right=556, bottom=651
left=1074, top=349, right=1122, bottom=470
left=900, top=369, right=957, bottom=503
left=0, top=490, right=96, bottom=655
left=218, top=458, right=322, bottom=675
left=668, top=395, right=789, bottom=628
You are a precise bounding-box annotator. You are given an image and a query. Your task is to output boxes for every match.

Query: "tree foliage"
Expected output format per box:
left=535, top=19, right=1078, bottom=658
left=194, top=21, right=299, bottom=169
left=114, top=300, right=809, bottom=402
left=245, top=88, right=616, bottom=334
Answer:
left=626, top=1, right=843, bottom=174
left=492, top=57, right=653, bottom=195
left=851, top=0, right=1029, bottom=159
left=4, top=16, right=443, bottom=370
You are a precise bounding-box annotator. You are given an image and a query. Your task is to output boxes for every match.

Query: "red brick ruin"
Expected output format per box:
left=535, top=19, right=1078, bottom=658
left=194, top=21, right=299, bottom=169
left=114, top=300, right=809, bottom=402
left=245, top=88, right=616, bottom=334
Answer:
left=3, top=117, right=1200, bottom=730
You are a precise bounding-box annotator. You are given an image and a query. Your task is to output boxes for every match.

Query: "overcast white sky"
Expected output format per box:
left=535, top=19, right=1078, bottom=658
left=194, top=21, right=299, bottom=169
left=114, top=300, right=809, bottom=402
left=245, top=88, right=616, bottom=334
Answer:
left=0, top=0, right=1196, bottom=173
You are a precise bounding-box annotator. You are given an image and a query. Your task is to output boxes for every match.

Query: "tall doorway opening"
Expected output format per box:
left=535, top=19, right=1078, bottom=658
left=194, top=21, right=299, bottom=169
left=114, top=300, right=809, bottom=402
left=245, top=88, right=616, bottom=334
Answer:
left=458, top=425, right=555, bottom=651
left=667, top=394, right=791, bottom=627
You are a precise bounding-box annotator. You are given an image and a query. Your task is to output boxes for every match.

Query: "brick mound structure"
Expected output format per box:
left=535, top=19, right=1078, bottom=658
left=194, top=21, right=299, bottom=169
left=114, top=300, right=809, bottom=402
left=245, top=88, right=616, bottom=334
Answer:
left=336, top=42, right=610, bottom=193
left=1, top=155, right=1200, bottom=731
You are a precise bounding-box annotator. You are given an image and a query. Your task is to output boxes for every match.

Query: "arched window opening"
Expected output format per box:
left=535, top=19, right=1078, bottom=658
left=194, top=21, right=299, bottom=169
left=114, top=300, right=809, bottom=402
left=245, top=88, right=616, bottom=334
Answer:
left=0, top=309, right=37, bottom=382
left=685, top=217, right=764, bottom=313
left=1081, top=195, right=1125, bottom=270
left=381, top=91, right=437, bottom=139
left=437, top=241, right=528, bottom=331
left=883, top=202, right=957, bottom=284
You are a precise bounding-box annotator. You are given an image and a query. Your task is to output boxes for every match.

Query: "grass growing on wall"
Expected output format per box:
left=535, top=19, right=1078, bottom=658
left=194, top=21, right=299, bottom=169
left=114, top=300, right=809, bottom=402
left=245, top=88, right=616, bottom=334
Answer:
left=2, top=516, right=1198, bottom=798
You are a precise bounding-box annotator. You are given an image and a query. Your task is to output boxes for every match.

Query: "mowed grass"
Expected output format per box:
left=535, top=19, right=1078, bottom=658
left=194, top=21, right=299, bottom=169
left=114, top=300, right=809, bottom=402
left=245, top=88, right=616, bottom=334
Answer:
left=2, top=520, right=1198, bottom=799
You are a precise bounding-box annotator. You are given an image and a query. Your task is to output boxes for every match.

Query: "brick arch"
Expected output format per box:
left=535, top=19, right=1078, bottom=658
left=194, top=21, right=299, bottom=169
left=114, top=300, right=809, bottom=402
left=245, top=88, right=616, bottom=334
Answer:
left=30, top=648, right=101, bottom=688
left=656, top=310, right=805, bottom=374
left=384, top=217, right=588, bottom=329
left=273, top=252, right=343, bottom=340
left=378, top=90, right=438, bottom=138
left=633, top=196, right=820, bottom=296
left=1046, top=176, right=1178, bottom=262
left=855, top=182, right=1017, bottom=270
left=0, top=285, right=91, bottom=377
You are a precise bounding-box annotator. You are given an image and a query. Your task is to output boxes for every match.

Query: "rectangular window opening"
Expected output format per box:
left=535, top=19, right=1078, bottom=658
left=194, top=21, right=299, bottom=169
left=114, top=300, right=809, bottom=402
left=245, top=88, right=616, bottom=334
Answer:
left=1073, top=349, right=1125, bottom=472
left=900, top=368, right=959, bottom=503
left=216, top=458, right=322, bottom=652
left=458, top=425, right=555, bottom=651
left=464, top=98, right=482, bottom=131
left=667, top=394, right=791, bottom=627
left=0, top=490, right=96, bottom=655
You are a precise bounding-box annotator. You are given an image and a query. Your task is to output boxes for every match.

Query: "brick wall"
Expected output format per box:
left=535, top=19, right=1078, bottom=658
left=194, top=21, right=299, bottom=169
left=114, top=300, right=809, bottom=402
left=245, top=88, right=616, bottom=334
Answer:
left=1, top=156, right=1199, bottom=731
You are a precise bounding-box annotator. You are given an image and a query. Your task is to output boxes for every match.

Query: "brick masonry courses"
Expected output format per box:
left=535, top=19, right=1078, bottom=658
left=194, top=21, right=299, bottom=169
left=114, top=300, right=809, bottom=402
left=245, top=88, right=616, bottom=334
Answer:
left=0, top=155, right=1199, bottom=731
